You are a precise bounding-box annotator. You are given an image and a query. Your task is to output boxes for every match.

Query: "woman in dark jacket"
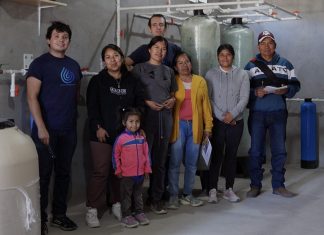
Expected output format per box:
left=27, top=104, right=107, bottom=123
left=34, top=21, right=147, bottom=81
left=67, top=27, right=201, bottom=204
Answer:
left=85, top=44, right=144, bottom=228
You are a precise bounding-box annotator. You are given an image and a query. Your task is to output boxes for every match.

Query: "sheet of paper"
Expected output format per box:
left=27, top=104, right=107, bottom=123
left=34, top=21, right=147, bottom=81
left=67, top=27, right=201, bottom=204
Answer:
left=201, top=138, right=212, bottom=166
left=264, top=85, right=288, bottom=93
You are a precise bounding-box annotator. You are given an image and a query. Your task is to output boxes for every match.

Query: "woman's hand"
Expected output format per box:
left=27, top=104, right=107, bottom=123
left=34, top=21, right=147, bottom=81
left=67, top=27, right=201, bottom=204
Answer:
left=223, top=112, right=234, bottom=124
left=203, top=131, right=212, bottom=140
left=144, top=173, right=150, bottom=179
left=96, top=127, right=109, bottom=143
left=163, top=97, right=176, bottom=109
left=145, top=100, right=164, bottom=111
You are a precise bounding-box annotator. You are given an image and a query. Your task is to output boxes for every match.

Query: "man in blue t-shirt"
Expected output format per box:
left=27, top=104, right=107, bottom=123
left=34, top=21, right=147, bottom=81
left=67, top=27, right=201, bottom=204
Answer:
left=26, top=21, right=82, bottom=235
left=125, top=14, right=181, bottom=68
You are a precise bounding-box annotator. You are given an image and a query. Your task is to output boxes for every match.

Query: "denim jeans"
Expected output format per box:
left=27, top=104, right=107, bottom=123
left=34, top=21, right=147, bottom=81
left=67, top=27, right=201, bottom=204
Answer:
left=31, top=128, right=77, bottom=223
left=248, top=110, right=287, bottom=189
left=168, top=120, right=200, bottom=196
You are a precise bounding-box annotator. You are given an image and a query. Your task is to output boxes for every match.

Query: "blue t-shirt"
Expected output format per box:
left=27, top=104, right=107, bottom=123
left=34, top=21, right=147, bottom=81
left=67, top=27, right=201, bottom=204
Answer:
left=128, top=41, right=181, bottom=67
left=27, top=52, right=82, bottom=131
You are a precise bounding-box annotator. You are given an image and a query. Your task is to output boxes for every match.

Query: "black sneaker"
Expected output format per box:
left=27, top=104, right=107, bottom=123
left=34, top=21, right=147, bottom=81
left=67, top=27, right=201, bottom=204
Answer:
left=50, top=216, right=78, bottom=231
left=41, top=222, right=48, bottom=235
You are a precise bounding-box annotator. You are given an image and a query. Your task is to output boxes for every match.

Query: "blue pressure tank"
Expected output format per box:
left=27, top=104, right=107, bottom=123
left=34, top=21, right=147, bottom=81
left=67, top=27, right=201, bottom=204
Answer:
left=300, top=98, right=318, bottom=168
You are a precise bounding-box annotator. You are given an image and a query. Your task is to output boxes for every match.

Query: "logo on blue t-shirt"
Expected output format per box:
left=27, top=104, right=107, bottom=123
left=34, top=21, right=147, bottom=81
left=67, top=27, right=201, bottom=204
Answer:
left=60, top=67, right=75, bottom=85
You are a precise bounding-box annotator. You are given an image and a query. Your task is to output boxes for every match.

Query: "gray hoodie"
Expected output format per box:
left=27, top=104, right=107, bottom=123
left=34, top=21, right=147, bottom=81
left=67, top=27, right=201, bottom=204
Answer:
left=205, top=66, right=250, bottom=121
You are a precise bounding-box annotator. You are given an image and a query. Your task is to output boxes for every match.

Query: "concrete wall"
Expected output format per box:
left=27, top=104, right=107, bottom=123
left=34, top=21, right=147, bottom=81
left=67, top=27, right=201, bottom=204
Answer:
left=1, top=0, right=324, bottom=206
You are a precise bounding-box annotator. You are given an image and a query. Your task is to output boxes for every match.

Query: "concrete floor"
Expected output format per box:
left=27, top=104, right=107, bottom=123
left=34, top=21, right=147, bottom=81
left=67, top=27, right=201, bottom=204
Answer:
left=49, top=164, right=324, bottom=235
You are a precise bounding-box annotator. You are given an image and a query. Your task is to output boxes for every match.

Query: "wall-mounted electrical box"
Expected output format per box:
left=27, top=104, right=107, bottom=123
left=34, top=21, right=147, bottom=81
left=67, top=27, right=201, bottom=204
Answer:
left=23, top=54, right=33, bottom=70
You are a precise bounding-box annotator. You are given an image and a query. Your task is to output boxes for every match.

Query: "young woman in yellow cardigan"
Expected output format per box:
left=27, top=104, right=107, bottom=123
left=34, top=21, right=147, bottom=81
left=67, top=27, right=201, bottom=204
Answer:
left=168, top=51, right=213, bottom=209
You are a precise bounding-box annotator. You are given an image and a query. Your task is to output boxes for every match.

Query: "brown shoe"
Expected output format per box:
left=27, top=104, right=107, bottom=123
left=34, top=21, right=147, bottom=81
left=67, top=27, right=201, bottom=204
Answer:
left=246, top=187, right=261, bottom=198
left=273, top=187, right=297, bottom=198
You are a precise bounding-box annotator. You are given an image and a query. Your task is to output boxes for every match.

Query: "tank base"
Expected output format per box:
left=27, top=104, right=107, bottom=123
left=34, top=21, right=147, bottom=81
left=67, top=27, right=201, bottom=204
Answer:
left=301, top=160, right=318, bottom=169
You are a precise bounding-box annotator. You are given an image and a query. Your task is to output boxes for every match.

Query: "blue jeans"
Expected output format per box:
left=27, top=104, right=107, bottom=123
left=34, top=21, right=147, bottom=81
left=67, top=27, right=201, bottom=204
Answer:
left=248, top=110, right=287, bottom=189
left=168, top=120, right=200, bottom=196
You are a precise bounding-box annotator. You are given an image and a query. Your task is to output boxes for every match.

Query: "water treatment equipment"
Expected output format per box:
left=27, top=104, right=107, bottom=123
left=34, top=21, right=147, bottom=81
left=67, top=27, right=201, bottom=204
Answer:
left=181, top=10, right=220, bottom=76
left=301, top=98, right=318, bottom=168
left=222, top=17, right=254, bottom=68
left=0, top=119, right=40, bottom=235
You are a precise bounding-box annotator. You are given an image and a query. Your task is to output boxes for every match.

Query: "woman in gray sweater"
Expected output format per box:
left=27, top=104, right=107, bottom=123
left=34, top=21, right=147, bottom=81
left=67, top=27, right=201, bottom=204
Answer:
left=205, top=44, right=250, bottom=203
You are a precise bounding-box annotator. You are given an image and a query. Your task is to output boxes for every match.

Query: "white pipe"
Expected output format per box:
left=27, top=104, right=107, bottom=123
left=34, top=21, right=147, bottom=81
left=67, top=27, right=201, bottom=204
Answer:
left=38, top=6, right=41, bottom=36
left=288, top=98, right=324, bottom=102
left=135, top=14, right=183, bottom=25
left=218, top=5, right=269, bottom=13
left=10, top=73, right=16, bottom=97
left=1, top=69, right=26, bottom=75
left=116, top=0, right=121, bottom=46
left=217, top=13, right=263, bottom=18
left=82, top=71, right=98, bottom=76
left=118, top=1, right=264, bottom=11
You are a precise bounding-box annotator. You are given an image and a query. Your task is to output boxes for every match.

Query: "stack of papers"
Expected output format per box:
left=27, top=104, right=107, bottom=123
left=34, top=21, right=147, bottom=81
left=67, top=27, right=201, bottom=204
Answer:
left=264, top=85, right=287, bottom=93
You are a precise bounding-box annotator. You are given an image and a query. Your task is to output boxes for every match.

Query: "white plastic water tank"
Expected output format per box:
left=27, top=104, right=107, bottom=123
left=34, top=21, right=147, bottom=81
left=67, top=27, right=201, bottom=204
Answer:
left=0, top=120, right=40, bottom=235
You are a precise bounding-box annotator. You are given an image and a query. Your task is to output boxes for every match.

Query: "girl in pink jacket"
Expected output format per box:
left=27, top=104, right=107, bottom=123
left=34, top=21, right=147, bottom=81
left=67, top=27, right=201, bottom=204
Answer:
left=113, top=107, right=152, bottom=228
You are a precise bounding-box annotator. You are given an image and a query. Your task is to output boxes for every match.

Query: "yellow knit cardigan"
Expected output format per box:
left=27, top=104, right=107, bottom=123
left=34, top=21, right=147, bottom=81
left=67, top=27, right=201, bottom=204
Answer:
left=170, top=74, right=213, bottom=144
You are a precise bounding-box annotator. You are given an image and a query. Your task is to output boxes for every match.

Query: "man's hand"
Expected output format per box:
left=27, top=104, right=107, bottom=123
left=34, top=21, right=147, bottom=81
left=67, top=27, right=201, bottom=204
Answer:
left=255, top=87, right=268, bottom=98
left=38, top=126, right=50, bottom=145
left=274, top=87, right=288, bottom=95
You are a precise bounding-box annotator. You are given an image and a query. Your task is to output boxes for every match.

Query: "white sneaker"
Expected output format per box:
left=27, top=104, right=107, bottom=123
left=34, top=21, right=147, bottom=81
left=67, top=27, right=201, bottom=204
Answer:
left=223, top=188, right=240, bottom=202
left=208, top=188, right=218, bottom=203
left=112, top=202, right=122, bottom=221
left=85, top=207, right=100, bottom=228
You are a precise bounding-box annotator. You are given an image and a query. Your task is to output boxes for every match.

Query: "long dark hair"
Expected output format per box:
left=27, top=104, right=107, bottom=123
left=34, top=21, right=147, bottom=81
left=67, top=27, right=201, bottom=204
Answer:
left=101, top=44, right=127, bottom=73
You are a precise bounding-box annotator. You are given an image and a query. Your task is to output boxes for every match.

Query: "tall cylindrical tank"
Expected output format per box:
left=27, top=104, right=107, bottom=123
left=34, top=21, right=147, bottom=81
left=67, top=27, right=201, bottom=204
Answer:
left=301, top=98, right=318, bottom=168
left=0, top=120, right=40, bottom=235
left=181, top=11, right=220, bottom=76
left=222, top=18, right=254, bottom=162
left=222, top=17, right=254, bottom=68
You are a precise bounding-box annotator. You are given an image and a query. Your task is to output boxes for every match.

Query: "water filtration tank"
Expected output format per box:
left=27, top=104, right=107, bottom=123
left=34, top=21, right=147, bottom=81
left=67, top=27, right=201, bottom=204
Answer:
left=0, top=120, right=40, bottom=235
left=222, top=17, right=254, bottom=68
left=181, top=12, right=220, bottom=76
left=301, top=98, right=318, bottom=168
